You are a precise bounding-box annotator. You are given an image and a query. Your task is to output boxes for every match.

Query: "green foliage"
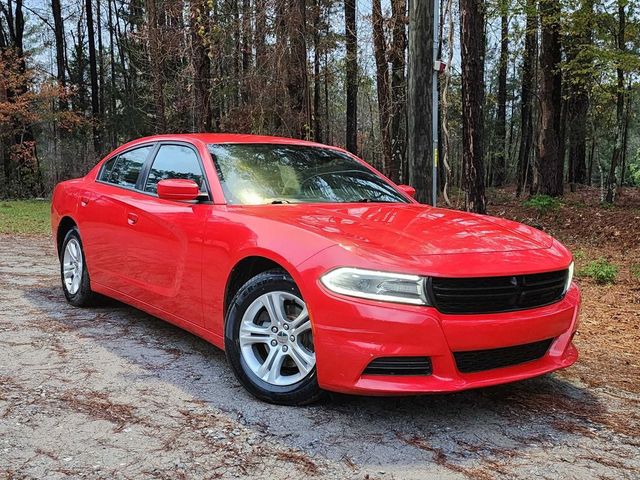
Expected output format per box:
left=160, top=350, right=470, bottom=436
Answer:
left=631, top=264, right=640, bottom=281
left=578, top=258, right=619, bottom=284
left=629, top=149, right=640, bottom=187
left=573, top=249, right=586, bottom=261
left=0, top=201, right=51, bottom=235
left=522, top=195, right=562, bottom=214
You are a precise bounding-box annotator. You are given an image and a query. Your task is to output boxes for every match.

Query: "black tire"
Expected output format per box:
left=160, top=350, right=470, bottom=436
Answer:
left=59, top=227, right=98, bottom=307
left=224, top=269, right=325, bottom=405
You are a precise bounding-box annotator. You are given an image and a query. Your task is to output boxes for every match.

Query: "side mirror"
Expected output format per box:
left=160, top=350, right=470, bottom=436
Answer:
left=157, top=179, right=201, bottom=201
left=397, top=184, right=416, bottom=199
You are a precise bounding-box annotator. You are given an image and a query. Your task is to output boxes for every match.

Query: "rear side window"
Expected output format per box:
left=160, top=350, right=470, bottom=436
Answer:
left=108, top=145, right=153, bottom=188
left=144, top=145, right=205, bottom=194
left=98, top=156, right=117, bottom=182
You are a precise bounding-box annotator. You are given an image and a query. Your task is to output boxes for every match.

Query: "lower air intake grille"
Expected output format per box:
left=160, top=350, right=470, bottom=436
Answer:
left=363, top=357, right=432, bottom=376
left=453, top=338, right=553, bottom=373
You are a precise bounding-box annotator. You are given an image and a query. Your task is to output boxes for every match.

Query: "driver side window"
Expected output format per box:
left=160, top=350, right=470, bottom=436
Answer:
left=145, top=145, right=205, bottom=194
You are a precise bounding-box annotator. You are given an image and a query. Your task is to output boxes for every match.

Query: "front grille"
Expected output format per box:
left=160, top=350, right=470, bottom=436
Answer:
left=363, top=357, right=432, bottom=376
left=453, top=338, right=553, bottom=373
left=430, top=269, right=568, bottom=314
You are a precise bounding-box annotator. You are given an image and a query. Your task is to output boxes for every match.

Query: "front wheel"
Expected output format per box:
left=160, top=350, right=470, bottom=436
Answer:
left=224, top=270, right=324, bottom=405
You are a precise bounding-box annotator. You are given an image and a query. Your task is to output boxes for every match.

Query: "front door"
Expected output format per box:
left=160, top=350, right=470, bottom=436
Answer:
left=117, top=143, right=209, bottom=326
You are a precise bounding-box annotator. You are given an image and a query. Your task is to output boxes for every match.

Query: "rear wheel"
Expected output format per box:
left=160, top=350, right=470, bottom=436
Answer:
left=225, top=269, right=324, bottom=405
left=60, top=227, right=97, bottom=307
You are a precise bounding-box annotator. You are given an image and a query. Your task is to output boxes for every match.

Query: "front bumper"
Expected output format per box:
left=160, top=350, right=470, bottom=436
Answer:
left=305, top=282, right=580, bottom=395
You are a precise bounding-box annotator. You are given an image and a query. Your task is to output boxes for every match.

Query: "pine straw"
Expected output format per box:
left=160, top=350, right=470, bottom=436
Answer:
left=163, top=408, right=322, bottom=477
left=488, top=186, right=640, bottom=395
left=504, top=388, right=640, bottom=439
left=569, top=260, right=640, bottom=394
left=60, top=389, right=140, bottom=432
left=487, top=185, right=640, bottom=249
left=275, top=451, right=320, bottom=475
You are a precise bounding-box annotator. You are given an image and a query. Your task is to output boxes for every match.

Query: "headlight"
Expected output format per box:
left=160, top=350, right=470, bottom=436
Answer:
left=320, top=267, right=430, bottom=305
left=564, top=261, right=574, bottom=294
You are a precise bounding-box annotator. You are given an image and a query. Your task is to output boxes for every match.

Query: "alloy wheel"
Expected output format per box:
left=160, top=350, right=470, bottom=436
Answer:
left=63, top=238, right=83, bottom=295
left=239, top=291, right=315, bottom=386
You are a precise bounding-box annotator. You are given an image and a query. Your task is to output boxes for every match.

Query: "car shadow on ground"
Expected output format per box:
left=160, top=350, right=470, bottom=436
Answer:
left=24, top=283, right=608, bottom=474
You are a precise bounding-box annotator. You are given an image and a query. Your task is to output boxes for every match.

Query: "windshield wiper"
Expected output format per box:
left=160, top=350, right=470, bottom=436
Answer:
left=270, top=199, right=293, bottom=204
left=351, top=198, right=397, bottom=203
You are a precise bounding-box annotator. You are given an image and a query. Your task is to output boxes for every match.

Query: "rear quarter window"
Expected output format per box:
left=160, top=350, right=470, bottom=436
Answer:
left=98, top=156, right=117, bottom=182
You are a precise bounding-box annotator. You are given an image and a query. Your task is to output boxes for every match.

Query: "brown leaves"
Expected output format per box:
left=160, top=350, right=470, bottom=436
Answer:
left=0, top=49, right=88, bottom=142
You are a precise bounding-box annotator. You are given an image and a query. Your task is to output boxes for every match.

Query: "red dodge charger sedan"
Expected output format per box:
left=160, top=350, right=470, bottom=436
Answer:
left=51, top=134, right=580, bottom=405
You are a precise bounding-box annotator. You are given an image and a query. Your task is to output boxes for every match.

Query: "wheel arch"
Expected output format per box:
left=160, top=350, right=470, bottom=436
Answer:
left=223, top=255, right=300, bottom=321
left=56, top=216, right=78, bottom=258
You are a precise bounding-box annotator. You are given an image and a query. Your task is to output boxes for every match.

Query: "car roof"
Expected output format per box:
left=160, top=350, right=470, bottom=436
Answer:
left=132, top=133, right=339, bottom=149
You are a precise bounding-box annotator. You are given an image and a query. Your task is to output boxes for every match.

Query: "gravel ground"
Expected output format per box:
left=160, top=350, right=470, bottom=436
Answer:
left=1, top=235, right=638, bottom=480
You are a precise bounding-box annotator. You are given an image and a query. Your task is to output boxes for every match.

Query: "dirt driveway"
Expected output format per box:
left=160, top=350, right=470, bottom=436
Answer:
left=1, top=235, right=638, bottom=479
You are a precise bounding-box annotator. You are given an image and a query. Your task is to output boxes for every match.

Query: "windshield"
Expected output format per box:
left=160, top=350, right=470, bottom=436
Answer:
left=208, top=144, right=408, bottom=205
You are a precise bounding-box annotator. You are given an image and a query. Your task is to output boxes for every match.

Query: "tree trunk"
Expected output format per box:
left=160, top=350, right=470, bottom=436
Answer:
left=516, top=0, right=536, bottom=197
left=254, top=0, right=266, bottom=68
left=51, top=0, right=68, bottom=110
left=107, top=0, right=117, bottom=147
left=73, top=15, right=88, bottom=111
left=459, top=0, right=486, bottom=213
left=557, top=95, right=568, bottom=191
left=287, top=0, right=309, bottom=138
left=344, top=0, right=358, bottom=154
left=86, top=0, right=102, bottom=153
left=587, top=130, right=595, bottom=186
left=537, top=0, right=563, bottom=196
left=493, top=2, right=508, bottom=187
left=372, top=0, right=392, bottom=176
left=0, top=44, right=10, bottom=187
left=210, top=0, right=222, bottom=130
left=231, top=0, right=241, bottom=107
left=190, top=0, right=211, bottom=132
left=241, top=0, right=251, bottom=73
left=2, top=0, right=42, bottom=195
left=112, top=0, right=130, bottom=109
left=407, top=0, right=433, bottom=203
left=324, top=31, right=331, bottom=144
left=605, top=2, right=626, bottom=203
left=566, top=0, right=593, bottom=186
left=567, top=91, right=589, bottom=186
left=389, top=0, right=406, bottom=182
left=619, top=92, right=630, bottom=185
left=312, top=0, right=323, bottom=143
left=146, top=0, right=167, bottom=133
left=97, top=0, right=104, bottom=118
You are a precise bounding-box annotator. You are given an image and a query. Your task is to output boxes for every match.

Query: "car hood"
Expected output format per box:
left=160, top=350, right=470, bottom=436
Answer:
left=234, top=203, right=554, bottom=257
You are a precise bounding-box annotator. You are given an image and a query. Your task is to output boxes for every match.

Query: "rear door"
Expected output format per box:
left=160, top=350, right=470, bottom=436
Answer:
left=117, top=142, right=210, bottom=326
left=80, top=144, right=155, bottom=290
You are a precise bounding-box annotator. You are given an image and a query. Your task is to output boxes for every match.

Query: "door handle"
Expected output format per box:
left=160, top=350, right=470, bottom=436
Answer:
left=80, top=196, right=90, bottom=207
left=127, top=213, right=138, bottom=225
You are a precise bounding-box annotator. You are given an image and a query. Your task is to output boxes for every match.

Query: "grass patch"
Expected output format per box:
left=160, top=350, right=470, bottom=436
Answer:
left=0, top=200, right=51, bottom=235
left=631, top=264, right=640, bottom=282
left=522, top=194, right=562, bottom=214
left=578, top=258, right=619, bottom=284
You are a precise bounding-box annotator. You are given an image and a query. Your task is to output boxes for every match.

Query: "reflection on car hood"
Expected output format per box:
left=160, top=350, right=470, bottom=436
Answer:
left=236, top=203, right=554, bottom=256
